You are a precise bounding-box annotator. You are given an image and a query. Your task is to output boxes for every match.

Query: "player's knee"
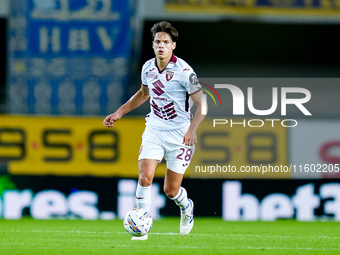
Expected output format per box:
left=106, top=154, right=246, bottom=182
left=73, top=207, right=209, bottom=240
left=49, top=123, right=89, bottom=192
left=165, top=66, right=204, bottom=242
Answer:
left=138, top=176, right=153, bottom=187
left=163, top=185, right=177, bottom=198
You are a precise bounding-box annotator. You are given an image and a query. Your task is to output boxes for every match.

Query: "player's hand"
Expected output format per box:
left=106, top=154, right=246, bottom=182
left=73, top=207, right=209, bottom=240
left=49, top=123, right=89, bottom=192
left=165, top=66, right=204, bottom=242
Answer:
left=183, top=128, right=197, bottom=146
left=103, top=112, right=121, bottom=127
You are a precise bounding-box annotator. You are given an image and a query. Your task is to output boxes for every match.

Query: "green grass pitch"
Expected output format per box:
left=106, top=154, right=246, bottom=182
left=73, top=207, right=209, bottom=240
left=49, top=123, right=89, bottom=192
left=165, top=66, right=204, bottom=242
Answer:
left=0, top=218, right=339, bottom=255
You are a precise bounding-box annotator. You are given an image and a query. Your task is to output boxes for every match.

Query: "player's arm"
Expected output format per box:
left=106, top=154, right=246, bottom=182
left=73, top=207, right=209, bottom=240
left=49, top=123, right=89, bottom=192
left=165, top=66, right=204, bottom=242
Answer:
left=183, top=90, right=207, bottom=146
left=103, top=84, right=149, bottom=127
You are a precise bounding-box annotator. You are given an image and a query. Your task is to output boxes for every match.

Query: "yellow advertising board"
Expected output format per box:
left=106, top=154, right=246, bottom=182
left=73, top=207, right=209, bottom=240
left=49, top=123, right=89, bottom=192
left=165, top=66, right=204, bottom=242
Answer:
left=0, top=116, right=288, bottom=178
left=166, top=0, right=340, bottom=18
left=0, top=115, right=166, bottom=177
left=191, top=118, right=289, bottom=178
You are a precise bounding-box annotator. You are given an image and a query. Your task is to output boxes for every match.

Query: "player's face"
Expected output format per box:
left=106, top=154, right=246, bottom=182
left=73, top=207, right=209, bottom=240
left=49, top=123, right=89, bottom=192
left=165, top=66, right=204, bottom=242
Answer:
left=152, top=32, right=176, bottom=60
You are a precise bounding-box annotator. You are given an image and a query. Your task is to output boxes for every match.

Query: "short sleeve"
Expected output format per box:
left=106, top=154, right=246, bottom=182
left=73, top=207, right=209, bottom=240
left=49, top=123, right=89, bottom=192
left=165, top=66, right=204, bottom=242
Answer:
left=141, top=69, right=147, bottom=86
left=180, top=70, right=201, bottom=95
left=141, top=62, right=149, bottom=86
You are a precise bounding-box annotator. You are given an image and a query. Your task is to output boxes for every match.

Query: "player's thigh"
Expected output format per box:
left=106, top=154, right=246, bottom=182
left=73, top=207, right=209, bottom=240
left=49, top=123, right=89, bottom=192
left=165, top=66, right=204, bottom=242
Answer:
left=165, top=144, right=195, bottom=175
left=164, top=168, right=184, bottom=198
left=163, top=128, right=195, bottom=175
left=138, top=127, right=165, bottom=186
left=139, top=127, right=164, bottom=162
left=138, top=159, right=159, bottom=186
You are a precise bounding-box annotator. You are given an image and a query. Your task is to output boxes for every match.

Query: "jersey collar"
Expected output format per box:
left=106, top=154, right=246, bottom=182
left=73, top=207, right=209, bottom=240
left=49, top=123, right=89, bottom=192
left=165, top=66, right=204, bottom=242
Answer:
left=154, top=54, right=177, bottom=74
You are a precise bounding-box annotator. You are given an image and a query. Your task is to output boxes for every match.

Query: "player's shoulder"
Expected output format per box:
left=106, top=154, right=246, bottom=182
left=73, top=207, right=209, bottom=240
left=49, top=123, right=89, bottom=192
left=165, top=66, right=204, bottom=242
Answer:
left=174, top=57, right=194, bottom=72
left=174, top=57, right=196, bottom=83
left=141, top=58, right=155, bottom=72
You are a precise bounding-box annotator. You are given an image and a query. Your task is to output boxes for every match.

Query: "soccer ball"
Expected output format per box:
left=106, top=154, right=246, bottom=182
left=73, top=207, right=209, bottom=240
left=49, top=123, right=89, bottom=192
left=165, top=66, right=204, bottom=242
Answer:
left=124, top=208, right=152, bottom=236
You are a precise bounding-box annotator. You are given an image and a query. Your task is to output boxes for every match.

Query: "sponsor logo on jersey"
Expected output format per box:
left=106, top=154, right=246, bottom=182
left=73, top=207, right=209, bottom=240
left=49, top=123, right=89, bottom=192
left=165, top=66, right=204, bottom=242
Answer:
left=166, top=71, right=174, bottom=81
left=153, top=97, right=168, bottom=101
left=146, top=72, right=158, bottom=79
left=189, top=73, right=199, bottom=85
left=151, top=100, right=177, bottom=120
left=152, top=80, right=165, bottom=96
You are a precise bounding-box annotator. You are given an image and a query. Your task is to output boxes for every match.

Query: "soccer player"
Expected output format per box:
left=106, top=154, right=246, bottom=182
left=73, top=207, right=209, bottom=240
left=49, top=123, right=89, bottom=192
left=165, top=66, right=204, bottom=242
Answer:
left=103, top=21, right=206, bottom=240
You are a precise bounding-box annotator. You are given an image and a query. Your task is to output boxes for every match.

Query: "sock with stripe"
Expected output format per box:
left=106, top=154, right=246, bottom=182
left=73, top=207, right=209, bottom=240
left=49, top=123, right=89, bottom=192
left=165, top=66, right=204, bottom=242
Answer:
left=170, top=187, right=190, bottom=212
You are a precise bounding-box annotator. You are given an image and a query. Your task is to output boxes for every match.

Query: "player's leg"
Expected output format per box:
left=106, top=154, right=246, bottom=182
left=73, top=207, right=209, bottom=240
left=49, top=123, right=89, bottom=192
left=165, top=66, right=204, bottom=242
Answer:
left=163, top=169, right=188, bottom=209
left=135, top=159, right=159, bottom=211
left=163, top=126, right=195, bottom=235
left=164, top=168, right=194, bottom=235
left=136, top=126, right=164, bottom=211
left=131, top=159, right=158, bottom=241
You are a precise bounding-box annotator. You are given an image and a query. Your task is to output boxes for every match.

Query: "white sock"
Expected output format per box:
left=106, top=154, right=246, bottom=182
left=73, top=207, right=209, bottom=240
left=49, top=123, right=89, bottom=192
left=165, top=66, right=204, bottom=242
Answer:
left=170, top=187, right=190, bottom=212
left=135, top=183, right=151, bottom=211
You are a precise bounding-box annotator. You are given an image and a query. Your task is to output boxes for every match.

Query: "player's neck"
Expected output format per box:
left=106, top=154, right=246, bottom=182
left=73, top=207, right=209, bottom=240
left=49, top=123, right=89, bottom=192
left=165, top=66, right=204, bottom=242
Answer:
left=156, top=55, right=172, bottom=72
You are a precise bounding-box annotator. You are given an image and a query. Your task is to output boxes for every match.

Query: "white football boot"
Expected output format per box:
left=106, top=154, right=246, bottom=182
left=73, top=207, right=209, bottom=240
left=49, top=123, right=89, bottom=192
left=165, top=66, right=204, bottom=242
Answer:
left=131, top=234, right=148, bottom=240
left=180, top=199, right=194, bottom=235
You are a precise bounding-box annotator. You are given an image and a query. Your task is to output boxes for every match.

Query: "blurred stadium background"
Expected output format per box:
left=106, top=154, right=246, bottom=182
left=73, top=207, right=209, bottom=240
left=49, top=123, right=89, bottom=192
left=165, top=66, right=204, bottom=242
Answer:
left=0, top=0, right=340, bottom=222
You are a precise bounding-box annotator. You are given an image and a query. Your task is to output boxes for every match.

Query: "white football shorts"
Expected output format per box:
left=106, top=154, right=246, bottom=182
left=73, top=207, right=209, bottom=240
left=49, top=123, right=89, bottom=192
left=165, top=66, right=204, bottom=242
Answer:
left=138, top=125, right=195, bottom=174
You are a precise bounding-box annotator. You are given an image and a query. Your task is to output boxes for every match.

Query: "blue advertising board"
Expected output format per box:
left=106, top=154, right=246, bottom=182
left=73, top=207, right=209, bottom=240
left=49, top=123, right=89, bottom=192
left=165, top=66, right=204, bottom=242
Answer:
left=8, top=0, right=135, bottom=115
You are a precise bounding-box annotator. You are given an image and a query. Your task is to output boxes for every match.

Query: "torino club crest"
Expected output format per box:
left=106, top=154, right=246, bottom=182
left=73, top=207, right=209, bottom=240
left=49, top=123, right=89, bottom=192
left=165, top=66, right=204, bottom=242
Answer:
left=166, top=71, right=174, bottom=81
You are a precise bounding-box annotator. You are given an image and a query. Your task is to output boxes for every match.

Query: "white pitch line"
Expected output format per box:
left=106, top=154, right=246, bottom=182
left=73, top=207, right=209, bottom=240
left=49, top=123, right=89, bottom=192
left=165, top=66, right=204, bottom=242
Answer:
left=2, top=229, right=340, bottom=240
left=1, top=242, right=339, bottom=251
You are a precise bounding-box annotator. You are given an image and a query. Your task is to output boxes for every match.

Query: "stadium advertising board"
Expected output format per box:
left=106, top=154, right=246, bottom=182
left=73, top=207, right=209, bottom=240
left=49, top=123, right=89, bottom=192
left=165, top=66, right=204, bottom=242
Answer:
left=1, top=116, right=340, bottom=179
left=191, top=118, right=289, bottom=178
left=0, top=115, right=288, bottom=178
left=222, top=180, right=340, bottom=221
left=8, top=0, right=135, bottom=115
left=191, top=78, right=340, bottom=179
left=0, top=116, right=169, bottom=177
left=290, top=120, right=340, bottom=179
left=165, top=0, right=340, bottom=19
left=0, top=176, right=339, bottom=221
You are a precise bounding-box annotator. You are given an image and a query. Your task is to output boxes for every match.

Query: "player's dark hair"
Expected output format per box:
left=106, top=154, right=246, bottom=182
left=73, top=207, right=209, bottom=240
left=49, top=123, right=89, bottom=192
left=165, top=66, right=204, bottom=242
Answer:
left=151, top=21, right=178, bottom=42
